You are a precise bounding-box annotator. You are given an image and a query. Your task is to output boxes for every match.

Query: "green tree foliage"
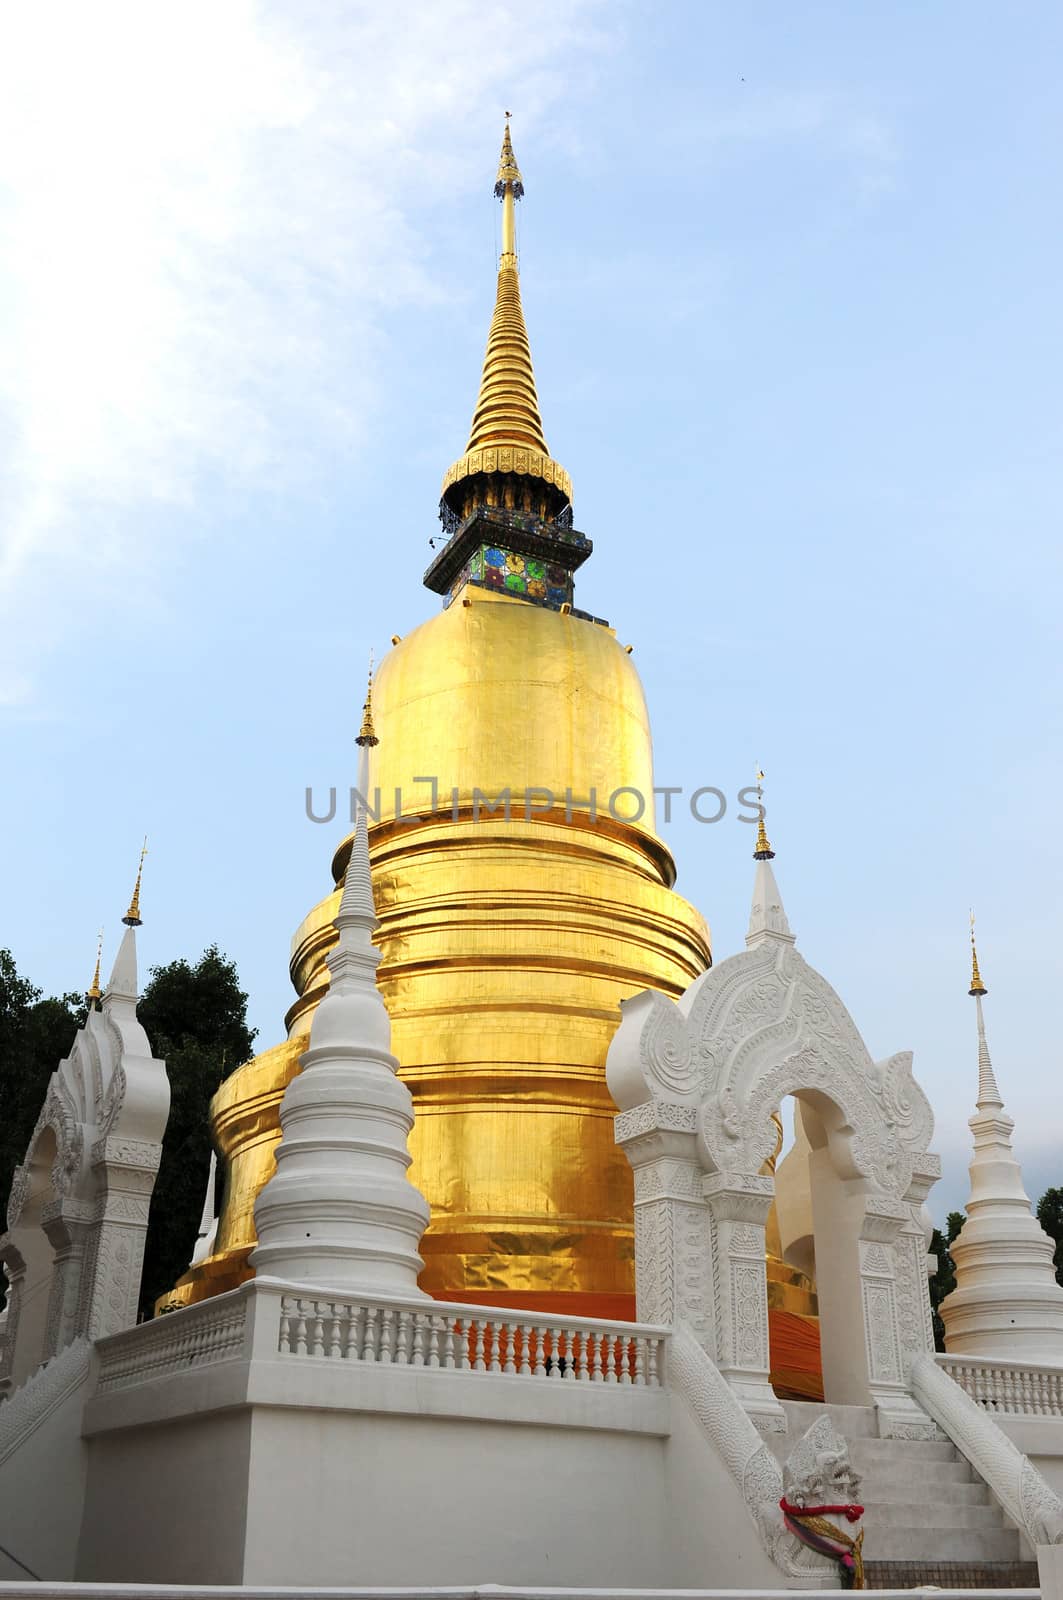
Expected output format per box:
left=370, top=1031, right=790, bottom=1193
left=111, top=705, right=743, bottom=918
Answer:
left=928, top=1209, right=966, bottom=1352
left=1036, top=1187, right=1063, bottom=1286
left=137, top=946, right=256, bottom=1316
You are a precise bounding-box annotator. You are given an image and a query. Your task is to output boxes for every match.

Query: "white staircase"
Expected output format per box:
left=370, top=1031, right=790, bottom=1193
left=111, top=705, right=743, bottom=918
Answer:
left=770, top=1400, right=1035, bottom=1581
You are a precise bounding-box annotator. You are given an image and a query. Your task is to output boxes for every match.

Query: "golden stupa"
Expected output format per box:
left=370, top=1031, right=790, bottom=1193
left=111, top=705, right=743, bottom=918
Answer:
left=161, top=128, right=819, bottom=1383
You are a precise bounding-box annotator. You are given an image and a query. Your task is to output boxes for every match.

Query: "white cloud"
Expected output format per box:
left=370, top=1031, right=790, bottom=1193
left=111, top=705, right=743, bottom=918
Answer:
left=0, top=0, right=603, bottom=696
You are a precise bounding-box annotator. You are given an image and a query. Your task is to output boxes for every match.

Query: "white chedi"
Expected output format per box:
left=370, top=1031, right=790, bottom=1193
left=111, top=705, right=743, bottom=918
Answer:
left=250, top=784, right=430, bottom=1296
left=940, top=944, right=1063, bottom=1361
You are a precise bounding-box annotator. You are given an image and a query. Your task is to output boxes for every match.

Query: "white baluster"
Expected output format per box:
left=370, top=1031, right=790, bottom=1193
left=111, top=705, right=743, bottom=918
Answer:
left=442, top=1316, right=458, bottom=1370
left=364, top=1305, right=381, bottom=1362
left=428, top=1315, right=442, bottom=1369
left=473, top=1319, right=487, bottom=1372
left=518, top=1323, right=532, bottom=1377
left=294, top=1300, right=308, bottom=1357
left=411, top=1312, right=426, bottom=1366
left=379, top=1307, right=394, bottom=1363
left=343, top=1304, right=360, bottom=1360
left=533, top=1326, right=547, bottom=1378
left=503, top=1322, right=517, bottom=1375
left=327, top=1305, right=342, bottom=1360
left=395, top=1308, right=410, bottom=1366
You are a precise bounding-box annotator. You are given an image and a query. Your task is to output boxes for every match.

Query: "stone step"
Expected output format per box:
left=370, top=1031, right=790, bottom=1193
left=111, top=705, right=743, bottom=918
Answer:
left=860, top=1499, right=1004, bottom=1530
left=862, top=1474, right=989, bottom=1504
left=848, top=1433, right=966, bottom=1463
left=865, top=1558, right=1039, bottom=1589
left=848, top=1449, right=977, bottom=1486
left=861, top=1523, right=1021, bottom=1562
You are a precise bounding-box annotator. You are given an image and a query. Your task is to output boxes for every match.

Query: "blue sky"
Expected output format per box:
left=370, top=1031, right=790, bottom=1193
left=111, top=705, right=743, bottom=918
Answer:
left=1, top=1, right=1060, bottom=1222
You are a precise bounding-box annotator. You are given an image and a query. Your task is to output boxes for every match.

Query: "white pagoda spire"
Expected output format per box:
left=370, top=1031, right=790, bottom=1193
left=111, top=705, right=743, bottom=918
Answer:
left=251, top=665, right=430, bottom=1295
left=746, top=770, right=794, bottom=947
left=940, top=922, right=1063, bottom=1359
left=190, top=1152, right=219, bottom=1268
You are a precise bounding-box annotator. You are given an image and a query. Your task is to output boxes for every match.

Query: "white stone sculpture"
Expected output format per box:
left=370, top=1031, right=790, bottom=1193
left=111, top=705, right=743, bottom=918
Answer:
left=783, top=1413, right=862, bottom=1508
left=607, top=843, right=941, bottom=1436
left=940, top=940, right=1063, bottom=1360
left=251, top=705, right=430, bottom=1294
left=0, top=916, right=169, bottom=1396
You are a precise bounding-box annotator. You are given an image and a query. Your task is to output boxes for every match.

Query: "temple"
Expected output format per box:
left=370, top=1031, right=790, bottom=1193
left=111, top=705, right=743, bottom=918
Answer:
left=3, top=125, right=1063, bottom=1597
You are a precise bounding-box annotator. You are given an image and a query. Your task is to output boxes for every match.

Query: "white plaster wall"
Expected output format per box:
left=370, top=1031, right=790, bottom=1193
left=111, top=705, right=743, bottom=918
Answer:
left=663, top=1395, right=795, bottom=1589
left=77, top=1411, right=252, bottom=1583
left=242, top=1407, right=669, bottom=1588
left=0, top=1368, right=90, bottom=1581
left=996, top=1416, right=1063, bottom=1499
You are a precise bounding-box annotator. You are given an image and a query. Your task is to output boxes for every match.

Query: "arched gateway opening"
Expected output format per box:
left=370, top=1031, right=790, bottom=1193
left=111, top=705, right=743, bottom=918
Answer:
left=772, top=1091, right=879, bottom=1407
left=608, top=852, right=941, bottom=1435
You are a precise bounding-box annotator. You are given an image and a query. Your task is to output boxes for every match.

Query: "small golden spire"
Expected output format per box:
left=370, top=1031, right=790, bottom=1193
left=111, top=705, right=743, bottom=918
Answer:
left=356, top=654, right=379, bottom=748
left=87, top=928, right=103, bottom=1005
left=969, top=910, right=988, bottom=997
left=753, top=768, right=775, bottom=860
left=123, top=837, right=148, bottom=927
left=494, top=116, right=524, bottom=200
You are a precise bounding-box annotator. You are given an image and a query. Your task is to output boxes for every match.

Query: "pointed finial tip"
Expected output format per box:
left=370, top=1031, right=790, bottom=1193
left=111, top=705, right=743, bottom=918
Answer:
left=969, top=911, right=988, bottom=997
left=87, top=928, right=104, bottom=1004
left=753, top=766, right=775, bottom=860
left=355, top=653, right=379, bottom=748
left=122, top=836, right=147, bottom=926
left=495, top=118, right=524, bottom=200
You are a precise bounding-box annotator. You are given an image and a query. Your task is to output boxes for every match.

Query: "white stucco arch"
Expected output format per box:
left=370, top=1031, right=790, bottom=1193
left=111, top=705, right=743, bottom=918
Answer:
left=0, top=927, right=169, bottom=1397
left=607, top=858, right=941, bottom=1436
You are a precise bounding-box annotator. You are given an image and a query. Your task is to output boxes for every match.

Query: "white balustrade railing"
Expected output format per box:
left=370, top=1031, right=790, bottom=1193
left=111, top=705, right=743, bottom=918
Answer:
left=95, top=1295, right=248, bottom=1393
left=277, top=1293, right=665, bottom=1386
left=938, top=1352, right=1063, bottom=1417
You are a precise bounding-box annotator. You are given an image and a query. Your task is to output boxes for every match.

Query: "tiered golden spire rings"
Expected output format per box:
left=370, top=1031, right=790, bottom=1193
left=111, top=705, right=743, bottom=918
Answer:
left=356, top=656, right=379, bottom=749
left=753, top=768, right=775, bottom=860
left=87, top=928, right=104, bottom=1005
left=123, top=837, right=148, bottom=927
left=969, top=911, right=988, bottom=997
left=495, top=120, right=524, bottom=199
left=440, top=121, right=572, bottom=517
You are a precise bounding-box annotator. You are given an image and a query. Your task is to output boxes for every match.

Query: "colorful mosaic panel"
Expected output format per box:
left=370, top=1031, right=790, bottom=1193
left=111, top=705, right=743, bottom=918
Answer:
left=446, top=543, right=574, bottom=612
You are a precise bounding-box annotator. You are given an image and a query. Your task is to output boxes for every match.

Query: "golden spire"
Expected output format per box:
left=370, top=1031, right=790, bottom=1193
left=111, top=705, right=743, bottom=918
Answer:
left=356, top=655, right=379, bottom=748
left=441, top=120, right=572, bottom=517
left=87, top=928, right=103, bottom=1005
left=123, top=837, right=148, bottom=927
left=753, top=768, right=775, bottom=860
left=969, top=911, right=988, bottom=997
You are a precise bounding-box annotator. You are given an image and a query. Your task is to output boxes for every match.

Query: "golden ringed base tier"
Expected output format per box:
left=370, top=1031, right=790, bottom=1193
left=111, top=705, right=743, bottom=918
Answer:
left=162, top=591, right=712, bottom=1316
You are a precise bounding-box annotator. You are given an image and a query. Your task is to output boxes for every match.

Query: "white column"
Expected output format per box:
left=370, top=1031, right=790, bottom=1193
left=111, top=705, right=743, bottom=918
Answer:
left=702, top=1172, right=786, bottom=1431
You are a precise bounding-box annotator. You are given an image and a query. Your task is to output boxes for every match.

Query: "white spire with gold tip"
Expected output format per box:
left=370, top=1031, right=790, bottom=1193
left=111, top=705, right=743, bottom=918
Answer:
left=746, top=770, right=793, bottom=947
left=251, top=697, right=430, bottom=1295
left=87, top=929, right=104, bottom=1008
left=940, top=923, right=1063, bottom=1360
left=968, top=915, right=1003, bottom=1110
